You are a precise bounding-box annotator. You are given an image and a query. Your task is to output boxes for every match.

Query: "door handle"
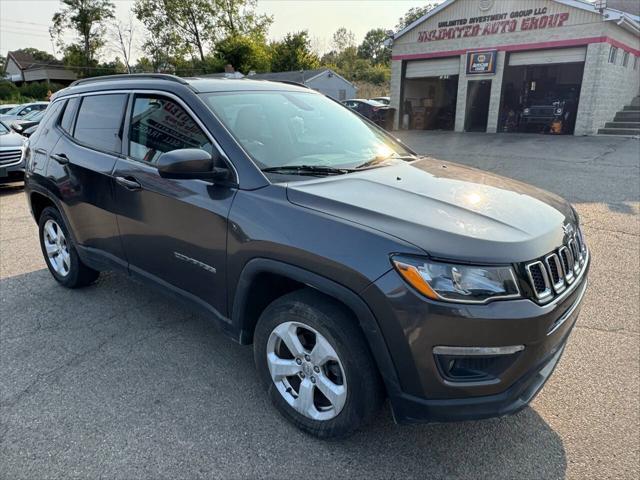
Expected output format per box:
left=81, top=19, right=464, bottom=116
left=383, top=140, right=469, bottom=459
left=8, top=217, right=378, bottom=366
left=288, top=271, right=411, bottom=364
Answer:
left=116, top=176, right=142, bottom=191
left=50, top=153, right=69, bottom=165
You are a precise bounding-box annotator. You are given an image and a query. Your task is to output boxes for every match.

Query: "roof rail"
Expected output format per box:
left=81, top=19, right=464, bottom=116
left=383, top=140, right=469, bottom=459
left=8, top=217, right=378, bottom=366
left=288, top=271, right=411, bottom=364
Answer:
left=70, top=73, right=189, bottom=87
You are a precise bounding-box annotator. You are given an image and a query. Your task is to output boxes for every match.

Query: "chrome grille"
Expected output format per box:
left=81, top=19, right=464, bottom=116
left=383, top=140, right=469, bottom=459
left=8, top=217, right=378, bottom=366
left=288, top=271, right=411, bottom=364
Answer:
left=0, top=149, right=22, bottom=166
left=526, top=227, right=587, bottom=302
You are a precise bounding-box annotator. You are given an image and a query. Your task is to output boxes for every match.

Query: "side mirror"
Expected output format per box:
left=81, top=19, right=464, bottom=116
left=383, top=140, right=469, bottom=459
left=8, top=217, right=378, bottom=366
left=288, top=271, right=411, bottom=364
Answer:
left=157, top=148, right=228, bottom=181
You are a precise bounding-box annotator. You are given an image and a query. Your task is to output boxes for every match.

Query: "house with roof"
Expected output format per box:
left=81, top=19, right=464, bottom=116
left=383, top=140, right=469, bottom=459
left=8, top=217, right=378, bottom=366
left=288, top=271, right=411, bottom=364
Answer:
left=247, top=68, right=357, bottom=100
left=3, top=50, right=77, bottom=85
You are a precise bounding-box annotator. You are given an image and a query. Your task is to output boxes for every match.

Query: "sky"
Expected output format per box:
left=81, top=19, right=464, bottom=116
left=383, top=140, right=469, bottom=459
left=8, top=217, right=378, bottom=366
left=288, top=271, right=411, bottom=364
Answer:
left=0, top=0, right=431, bottom=61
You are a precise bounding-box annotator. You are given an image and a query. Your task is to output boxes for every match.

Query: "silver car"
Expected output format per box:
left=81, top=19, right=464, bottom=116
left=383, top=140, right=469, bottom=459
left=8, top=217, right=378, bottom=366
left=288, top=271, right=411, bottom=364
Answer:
left=0, top=102, right=48, bottom=123
left=0, top=121, right=26, bottom=182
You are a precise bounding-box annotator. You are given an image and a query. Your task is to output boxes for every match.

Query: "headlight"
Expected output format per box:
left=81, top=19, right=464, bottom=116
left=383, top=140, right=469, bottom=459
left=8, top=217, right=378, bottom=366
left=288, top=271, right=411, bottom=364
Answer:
left=555, top=107, right=563, bottom=115
left=523, top=108, right=530, bottom=114
left=391, top=256, right=520, bottom=304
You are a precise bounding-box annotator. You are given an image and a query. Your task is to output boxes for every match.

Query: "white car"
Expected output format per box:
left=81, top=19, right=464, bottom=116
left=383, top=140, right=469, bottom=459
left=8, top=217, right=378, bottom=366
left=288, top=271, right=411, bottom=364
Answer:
left=0, top=102, right=48, bottom=122
left=0, top=104, right=20, bottom=115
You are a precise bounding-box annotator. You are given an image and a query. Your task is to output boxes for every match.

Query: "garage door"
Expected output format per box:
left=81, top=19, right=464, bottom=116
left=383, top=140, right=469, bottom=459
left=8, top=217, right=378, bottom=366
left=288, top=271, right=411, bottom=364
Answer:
left=508, top=47, right=587, bottom=66
left=406, top=57, right=460, bottom=78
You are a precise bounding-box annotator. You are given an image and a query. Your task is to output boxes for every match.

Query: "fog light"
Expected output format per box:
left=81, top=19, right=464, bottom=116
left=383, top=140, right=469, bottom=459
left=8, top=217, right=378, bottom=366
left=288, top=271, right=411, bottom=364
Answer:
left=433, top=345, right=524, bottom=383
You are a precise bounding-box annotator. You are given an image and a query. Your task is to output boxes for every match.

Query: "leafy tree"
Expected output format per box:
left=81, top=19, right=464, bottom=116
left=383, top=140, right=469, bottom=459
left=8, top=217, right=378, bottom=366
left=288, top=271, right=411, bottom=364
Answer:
left=395, top=3, right=439, bottom=31
left=357, top=28, right=391, bottom=65
left=134, top=0, right=215, bottom=63
left=215, top=0, right=272, bottom=38
left=331, top=27, right=355, bottom=53
left=216, top=35, right=271, bottom=73
left=51, top=0, right=115, bottom=69
left=0, top=81, right=18, bottom=100
left=270, top=31, right=320, bottom=72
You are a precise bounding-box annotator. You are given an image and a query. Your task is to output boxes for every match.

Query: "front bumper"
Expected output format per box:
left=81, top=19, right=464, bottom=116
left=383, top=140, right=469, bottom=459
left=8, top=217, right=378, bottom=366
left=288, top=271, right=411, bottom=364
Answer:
left=0, top=154, right=25, bottom=178
left=362, top=258, right=588, bottom=424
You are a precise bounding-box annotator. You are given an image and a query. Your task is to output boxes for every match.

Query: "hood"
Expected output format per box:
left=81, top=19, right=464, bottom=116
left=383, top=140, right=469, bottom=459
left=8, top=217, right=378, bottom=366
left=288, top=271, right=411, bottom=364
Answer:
left=0, top=129, right=26, bottom=148
left=286, top=158, right=576, bottom=264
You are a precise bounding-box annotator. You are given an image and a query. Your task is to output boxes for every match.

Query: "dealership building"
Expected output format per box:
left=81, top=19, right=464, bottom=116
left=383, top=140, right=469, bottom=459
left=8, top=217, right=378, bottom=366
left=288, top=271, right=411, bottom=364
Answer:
left=390, top=0, right=640, bottom=135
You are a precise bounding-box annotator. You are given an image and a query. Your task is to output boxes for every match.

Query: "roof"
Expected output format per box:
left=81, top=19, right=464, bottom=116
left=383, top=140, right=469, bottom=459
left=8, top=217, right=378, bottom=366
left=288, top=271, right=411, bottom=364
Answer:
left=393, top=0, right=640, bottom=41
left=7, top=50, right=65, bottom=71
left=248, top=68, right=328, bottom=82
left=55, top=74, right=315, bottom=99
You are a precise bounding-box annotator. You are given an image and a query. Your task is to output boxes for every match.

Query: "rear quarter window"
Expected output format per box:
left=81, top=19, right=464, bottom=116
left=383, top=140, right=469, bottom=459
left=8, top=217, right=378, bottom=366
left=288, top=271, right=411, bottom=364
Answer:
left=59, top=97, right=80, bottom=134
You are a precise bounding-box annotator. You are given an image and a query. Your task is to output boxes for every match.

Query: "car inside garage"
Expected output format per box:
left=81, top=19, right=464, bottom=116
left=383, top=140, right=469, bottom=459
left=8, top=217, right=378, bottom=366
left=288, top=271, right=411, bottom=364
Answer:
left=401, top=57, right=459, bottom=131
left=498, top=47, right=586, bottom=134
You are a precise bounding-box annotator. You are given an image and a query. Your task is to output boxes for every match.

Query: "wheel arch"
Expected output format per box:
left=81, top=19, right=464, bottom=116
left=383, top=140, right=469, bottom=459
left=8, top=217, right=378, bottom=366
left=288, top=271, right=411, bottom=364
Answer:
left=29, top=190, right=56, bottom=222
left=231, top=258, right=402, bottom=398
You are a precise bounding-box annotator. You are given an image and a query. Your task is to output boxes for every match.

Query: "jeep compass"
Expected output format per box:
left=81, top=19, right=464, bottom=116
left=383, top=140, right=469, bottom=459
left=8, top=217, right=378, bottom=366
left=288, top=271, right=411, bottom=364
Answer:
left=24, top=74, right=589, bottom=438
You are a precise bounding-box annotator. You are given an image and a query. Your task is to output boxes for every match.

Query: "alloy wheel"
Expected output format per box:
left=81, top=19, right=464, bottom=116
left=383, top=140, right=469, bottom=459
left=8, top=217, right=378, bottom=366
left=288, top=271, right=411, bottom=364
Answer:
left=43, top=219, right=70, bottom=277
left=266, top=321, right=347, bottom=421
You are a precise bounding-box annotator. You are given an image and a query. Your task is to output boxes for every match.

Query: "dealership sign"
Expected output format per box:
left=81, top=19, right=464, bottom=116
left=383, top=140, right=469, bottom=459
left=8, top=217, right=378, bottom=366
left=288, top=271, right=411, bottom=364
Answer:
left=467, top=51, right=497, bottom=74
left=417, top=8, right=570, bottom=43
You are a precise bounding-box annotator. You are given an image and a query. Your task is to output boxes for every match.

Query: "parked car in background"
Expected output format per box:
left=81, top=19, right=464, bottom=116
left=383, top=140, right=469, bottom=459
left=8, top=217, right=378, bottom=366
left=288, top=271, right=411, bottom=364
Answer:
left=0, top=121, right=26, bottom=182
left=0, top=104, right=20, bottom=115
left=370, top=96, right=390, bottom=106
left=21, top=124, right=40, bottom=138
left=0, top=101, right=48, bottom=122
left=342, top=99, right=393, bottom=129
left=24, top=74, right=588, bottom=438
left=10, top=109, right=46, bottom=135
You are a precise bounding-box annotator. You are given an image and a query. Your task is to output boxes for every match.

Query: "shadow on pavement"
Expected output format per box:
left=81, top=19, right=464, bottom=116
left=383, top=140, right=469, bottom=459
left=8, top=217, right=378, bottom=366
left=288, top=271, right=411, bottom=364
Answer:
left=0, top=268, right=567, bottom=479
left=0, top=180, right=24, bottom=196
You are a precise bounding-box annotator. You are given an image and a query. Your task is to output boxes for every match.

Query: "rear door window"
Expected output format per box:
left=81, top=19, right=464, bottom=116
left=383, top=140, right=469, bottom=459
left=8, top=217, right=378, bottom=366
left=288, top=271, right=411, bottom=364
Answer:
left=73, top=94, right=128, bottom=153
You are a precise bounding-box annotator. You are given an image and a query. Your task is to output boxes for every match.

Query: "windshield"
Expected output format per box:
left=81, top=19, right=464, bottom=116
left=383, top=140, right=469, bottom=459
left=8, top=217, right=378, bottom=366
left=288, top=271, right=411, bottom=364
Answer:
left=23, top=109, right=44, bottom=121
left=200, top=91, right=411, bottom=171
left=4, top=105, right=23, bottom=115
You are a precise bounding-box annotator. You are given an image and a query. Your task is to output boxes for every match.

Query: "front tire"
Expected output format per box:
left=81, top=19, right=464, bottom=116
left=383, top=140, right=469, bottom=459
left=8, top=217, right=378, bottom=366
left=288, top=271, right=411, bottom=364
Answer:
left=254, top=289, right=383, bottom=439
left=38, top=206, right=99, bottom=288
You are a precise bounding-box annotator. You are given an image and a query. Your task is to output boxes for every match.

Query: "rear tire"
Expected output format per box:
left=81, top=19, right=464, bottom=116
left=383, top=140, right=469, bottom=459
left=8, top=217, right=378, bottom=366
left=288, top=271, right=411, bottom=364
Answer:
left=254, top=289, right=383, bottom=439
left=38, top=206, right=99, bottom=288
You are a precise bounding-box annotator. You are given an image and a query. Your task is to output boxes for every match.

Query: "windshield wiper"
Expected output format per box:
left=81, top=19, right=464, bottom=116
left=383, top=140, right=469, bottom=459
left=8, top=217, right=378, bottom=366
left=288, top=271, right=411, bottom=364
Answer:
left=354, top=155, right=417, bottom=170
left=261, top=165, right=354, bottom=176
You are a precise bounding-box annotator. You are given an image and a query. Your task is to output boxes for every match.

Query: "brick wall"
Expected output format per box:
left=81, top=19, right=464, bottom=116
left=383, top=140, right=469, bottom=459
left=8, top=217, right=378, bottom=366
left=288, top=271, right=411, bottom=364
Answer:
left=574, top=28, right=640, bottom=135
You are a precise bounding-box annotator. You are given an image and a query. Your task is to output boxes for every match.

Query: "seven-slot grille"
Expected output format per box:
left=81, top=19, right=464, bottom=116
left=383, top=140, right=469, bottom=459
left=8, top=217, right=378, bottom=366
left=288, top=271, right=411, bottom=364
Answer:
left=525, top=227, right=587, bottom=302
left=0, top=149, right=22, bottom=166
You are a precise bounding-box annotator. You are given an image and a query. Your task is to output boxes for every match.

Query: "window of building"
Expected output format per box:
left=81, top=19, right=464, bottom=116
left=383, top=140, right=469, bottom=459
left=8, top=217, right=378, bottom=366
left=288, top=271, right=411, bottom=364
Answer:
left=59, top=97, right=80, bottom=134
left=608, top=46, right=618, bottom=64
left=622, top=51, right=629, bottom=67
left=128, top=94, right=213, bottom=164
left=73, top=94, right=128, bottom=153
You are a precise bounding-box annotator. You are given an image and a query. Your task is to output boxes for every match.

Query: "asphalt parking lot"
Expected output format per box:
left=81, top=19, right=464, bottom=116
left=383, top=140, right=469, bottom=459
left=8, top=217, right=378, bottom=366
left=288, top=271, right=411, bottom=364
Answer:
left=1, top=132, right=638, bottom=479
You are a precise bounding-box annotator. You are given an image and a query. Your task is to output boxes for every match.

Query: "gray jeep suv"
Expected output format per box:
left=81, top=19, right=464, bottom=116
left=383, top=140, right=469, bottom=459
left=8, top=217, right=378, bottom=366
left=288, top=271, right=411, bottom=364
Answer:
left=24, top=74, right=589, bottom=438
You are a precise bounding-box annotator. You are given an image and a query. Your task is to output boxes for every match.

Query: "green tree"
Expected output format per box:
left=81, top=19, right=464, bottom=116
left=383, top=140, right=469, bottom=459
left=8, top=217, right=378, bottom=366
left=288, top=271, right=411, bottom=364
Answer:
left=357, top=28, right=391, bottom=65
left=215, top=0, right=272, bottom=38
left=51, top=0, right=115, bottom=69
left=216, top=35, right=271, bottom=73
left=331, top=27, right=355, bottom=53
left=270, top=31, right=320, bottom=72
left=395, top=3, right=439, bottom=31
left=134, top=0, right=215, bottom=63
